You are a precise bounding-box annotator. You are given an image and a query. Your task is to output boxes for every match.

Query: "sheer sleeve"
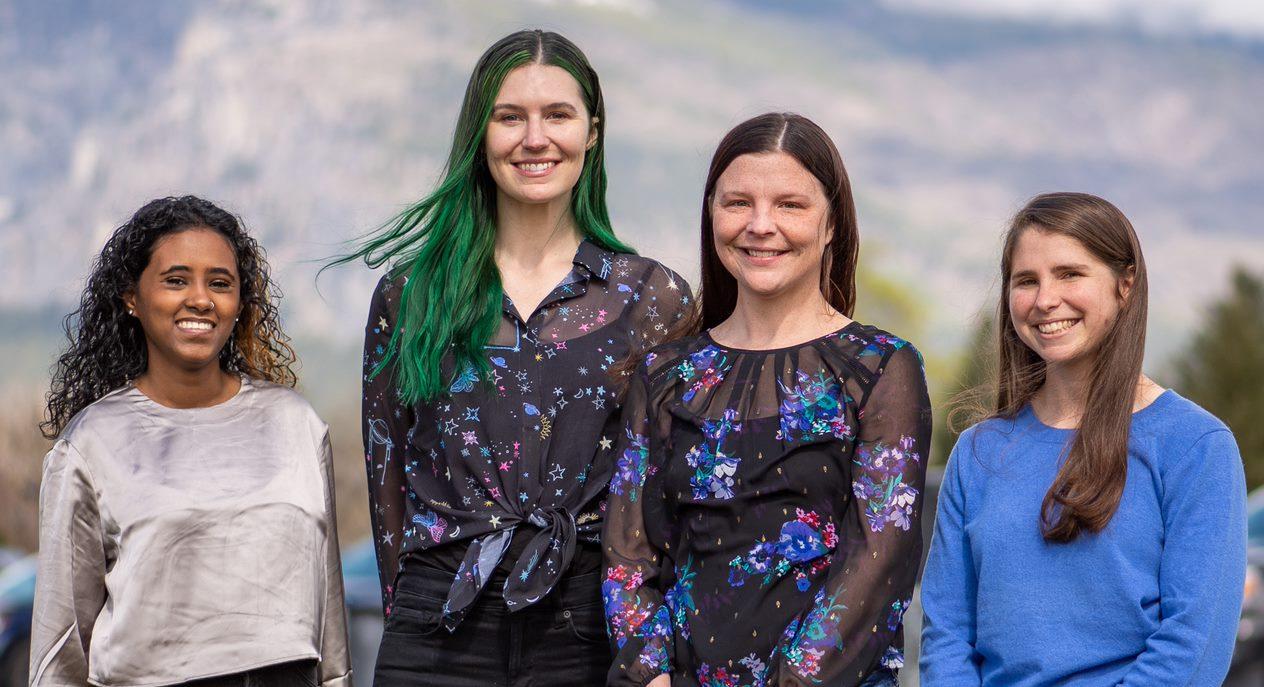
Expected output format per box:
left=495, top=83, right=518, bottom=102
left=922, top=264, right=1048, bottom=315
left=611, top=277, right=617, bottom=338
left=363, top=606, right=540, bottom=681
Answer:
left=773, top=344, right=932, bottom=685
left=29, top=440, right=108, bottom=686
left=362, top=275, right=413, bottom=616
left=603, top=362, right=674, bottom=687
left=315, top=430, right=353, bottom=687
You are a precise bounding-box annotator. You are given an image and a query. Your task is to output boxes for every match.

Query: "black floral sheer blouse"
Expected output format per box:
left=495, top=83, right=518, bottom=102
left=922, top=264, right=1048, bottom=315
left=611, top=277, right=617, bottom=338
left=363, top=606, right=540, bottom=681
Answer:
left=603, top=323, right=931, bottom=686
left=363, top=240, right=692, bottom=629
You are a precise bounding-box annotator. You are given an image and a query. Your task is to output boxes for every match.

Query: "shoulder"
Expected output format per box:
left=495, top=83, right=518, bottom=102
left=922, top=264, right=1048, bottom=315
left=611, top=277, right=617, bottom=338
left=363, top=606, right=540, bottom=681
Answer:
left=614, top=253, right=692, bottom=296
left=638, top=334, right=712, bottom=382
left=57, top=384, right=135, bottom=445
left=368, top=270, right=409, bottom=318
left=831, top=323, right=926, bottom=387
left=1136, top=390, right=1237, bottom=461
left=246, top=377, right=326, bottom=428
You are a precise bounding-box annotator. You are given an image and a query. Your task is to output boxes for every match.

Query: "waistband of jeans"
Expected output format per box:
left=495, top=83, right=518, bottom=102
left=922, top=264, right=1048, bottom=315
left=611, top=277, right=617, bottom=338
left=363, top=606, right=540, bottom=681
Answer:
left=398, top=556, right=602, bottom=610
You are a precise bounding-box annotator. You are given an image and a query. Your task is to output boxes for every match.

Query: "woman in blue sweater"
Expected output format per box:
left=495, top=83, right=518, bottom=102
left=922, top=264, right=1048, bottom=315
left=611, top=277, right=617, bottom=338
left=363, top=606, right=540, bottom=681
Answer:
left=919, top=192, right=1247, bottom=686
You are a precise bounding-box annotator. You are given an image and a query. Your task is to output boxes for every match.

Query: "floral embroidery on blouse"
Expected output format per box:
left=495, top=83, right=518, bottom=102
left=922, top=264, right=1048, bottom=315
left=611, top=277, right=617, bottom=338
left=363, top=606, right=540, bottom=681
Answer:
left=728, top=509, right=838, bottom=592
left=685, top=408, right=743, bottom=500
left=610, top=429, right=652, bottom=502
left=779, top=587, right=848, bottom=681
left=777, top=370, right=855, bottom=443
left=852, top=435, right=921, bottom=532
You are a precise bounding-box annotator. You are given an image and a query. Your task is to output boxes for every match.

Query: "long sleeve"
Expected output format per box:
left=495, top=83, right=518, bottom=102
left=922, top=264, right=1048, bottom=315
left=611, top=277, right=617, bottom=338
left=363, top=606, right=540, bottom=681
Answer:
left=603, top=364, right=674, bottom=687
left=918, top=433, right=983, bottom=685
left=773, top=344, right=931, bottom=685
left=316, top=431, right=353, bottom=687
left=362, top=275, right=413, bottom=617
left=29, top=440, right=107, bottom=687
left=1116, top=428, right=1246, bottom=686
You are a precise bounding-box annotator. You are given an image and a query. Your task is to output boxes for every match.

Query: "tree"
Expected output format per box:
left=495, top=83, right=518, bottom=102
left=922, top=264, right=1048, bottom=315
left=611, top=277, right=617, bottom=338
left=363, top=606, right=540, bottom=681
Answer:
left=932, top=312, right=995, bottom=465
left=1170, top=266, right=1264, bottom=490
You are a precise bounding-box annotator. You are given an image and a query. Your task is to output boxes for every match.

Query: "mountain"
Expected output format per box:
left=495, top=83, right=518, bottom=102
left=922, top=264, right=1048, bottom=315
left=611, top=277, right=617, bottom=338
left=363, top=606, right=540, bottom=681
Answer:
left=1, top=0, right=1261, bottom=394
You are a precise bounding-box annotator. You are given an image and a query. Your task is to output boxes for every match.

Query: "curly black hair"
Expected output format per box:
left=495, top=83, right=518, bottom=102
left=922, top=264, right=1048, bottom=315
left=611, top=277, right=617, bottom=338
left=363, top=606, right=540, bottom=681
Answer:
left=42, top=196, right=297, bottom=439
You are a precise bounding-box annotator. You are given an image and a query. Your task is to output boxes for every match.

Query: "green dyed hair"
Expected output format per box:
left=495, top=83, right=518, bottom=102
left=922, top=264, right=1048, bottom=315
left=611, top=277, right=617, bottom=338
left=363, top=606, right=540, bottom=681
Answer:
left=335, top=29, right=632, bottom=402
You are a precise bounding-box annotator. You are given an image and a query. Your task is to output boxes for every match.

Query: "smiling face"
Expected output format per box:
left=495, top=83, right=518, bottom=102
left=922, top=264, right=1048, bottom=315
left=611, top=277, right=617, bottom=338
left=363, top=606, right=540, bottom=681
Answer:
left=710, top=151, right=832, bottom=301
left=1007, top=227, right=1131, bottom=370
left=483, top=63, right=597, bottom=212
left=124, top=227, right=242, bottom=375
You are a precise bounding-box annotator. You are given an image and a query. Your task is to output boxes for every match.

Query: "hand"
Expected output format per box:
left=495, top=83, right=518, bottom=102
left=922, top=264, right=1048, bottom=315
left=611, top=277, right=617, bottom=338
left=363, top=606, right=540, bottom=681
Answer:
left=647, top=675, right=671, bottom=687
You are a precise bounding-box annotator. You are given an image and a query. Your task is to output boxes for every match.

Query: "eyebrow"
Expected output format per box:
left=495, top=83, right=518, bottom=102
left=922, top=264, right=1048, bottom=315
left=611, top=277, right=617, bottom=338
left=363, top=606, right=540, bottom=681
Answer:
left=159, top=265, right=236, bottom=277
left=491, top=102, right=580, bottom=114
left=1010, top=263, right=1092, bottom=280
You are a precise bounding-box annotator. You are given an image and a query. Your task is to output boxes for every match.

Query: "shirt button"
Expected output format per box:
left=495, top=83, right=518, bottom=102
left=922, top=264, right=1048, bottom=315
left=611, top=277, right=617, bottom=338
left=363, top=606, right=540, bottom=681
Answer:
left=563, top=610, right=572, bottom=618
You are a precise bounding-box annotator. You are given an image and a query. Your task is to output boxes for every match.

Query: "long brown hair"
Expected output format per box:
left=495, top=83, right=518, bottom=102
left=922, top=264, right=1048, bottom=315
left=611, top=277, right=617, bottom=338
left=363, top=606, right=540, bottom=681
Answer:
left=697, top=112, right=860, bottom=329
left=995, top=192, right=1148, bottom=542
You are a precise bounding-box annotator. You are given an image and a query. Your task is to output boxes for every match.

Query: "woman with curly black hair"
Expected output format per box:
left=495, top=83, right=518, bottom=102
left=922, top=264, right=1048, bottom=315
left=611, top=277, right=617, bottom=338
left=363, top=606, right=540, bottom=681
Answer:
left=31, top=196, right=351, bottom=687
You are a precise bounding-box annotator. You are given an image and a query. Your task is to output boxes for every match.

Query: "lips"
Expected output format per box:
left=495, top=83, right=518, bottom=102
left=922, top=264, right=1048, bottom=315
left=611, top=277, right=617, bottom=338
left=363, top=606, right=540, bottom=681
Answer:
left=1034, top=319, right=1079, bottom=336
left=512, top=160, right=558, bottom=177
left=176, top=319, right=215, bottom=333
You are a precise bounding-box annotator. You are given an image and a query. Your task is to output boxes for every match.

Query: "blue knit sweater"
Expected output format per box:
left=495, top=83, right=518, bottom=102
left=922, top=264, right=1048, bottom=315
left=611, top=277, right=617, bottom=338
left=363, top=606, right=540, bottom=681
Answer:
left=920, top=390, right=1246, bottom=686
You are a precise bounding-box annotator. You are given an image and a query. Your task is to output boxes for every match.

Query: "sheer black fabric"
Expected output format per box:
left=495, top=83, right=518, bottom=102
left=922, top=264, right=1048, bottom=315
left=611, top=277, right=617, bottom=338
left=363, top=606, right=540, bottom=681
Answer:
left=363, top=240, right=692, bottom=629
left=602, top=324, right=931, bottom=686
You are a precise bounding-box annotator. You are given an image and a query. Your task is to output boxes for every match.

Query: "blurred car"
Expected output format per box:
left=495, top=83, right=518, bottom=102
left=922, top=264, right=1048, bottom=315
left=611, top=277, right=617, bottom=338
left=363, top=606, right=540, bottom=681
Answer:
left=342, top=539, right=384, bottom=686
left=1226, top=486, right=1264, bottom=686
left=0, top=554, right=36, bottom=687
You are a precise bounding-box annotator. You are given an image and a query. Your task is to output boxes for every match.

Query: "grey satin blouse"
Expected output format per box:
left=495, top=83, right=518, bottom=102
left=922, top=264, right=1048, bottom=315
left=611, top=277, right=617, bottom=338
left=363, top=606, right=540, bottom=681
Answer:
left=29, top=376, right=351, bottom=687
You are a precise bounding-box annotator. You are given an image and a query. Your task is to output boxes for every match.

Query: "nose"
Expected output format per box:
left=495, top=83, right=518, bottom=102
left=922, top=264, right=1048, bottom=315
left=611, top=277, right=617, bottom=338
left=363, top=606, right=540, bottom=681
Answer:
left=746, top=203, right=776, bottom=236
left=185, top=283, right=214, bottom=313
left=522, top=116, right=548, bottom=151
left=1033, top=280, right=1062, bottom=312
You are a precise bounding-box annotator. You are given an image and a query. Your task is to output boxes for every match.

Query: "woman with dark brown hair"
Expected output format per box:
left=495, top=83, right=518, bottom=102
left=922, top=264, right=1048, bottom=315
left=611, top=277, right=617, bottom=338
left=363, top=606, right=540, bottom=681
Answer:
left=602, top=112, right=931, bottom=686
left=920, top=192, right=1247, bottom=686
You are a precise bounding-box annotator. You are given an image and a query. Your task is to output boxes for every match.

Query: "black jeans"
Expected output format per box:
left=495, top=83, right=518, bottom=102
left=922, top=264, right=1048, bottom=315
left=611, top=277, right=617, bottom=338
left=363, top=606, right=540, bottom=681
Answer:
left=180, top=660, right=318, bottom=687
left=374, top=564, right=612, bottom=687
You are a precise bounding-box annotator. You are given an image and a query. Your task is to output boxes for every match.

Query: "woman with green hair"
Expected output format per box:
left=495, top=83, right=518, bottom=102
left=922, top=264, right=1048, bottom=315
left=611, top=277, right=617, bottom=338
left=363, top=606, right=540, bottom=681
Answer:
left=346, top=29, right=692, bottom=685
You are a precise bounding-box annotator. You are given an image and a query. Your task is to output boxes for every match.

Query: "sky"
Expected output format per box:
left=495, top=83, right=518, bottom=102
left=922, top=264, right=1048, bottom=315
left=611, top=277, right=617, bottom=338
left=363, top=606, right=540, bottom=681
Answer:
left=881, top=0, right=1264, bottom=38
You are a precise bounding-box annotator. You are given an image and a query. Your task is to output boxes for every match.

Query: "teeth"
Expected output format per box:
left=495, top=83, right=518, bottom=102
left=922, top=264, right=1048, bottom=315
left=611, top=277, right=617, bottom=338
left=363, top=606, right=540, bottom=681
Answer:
left=1036, top=320, right=1076, bottom=334
left=746, top=249, right=783, bottom=257
left=517, top=162, right=555, bottom=172
left=178, top=321, right=213, bottom=331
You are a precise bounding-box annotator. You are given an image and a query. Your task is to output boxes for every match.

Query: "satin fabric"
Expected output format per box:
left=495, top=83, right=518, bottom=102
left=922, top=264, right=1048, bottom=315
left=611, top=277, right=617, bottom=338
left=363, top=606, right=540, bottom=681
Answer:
left=30, top=377, right=351, bottom=687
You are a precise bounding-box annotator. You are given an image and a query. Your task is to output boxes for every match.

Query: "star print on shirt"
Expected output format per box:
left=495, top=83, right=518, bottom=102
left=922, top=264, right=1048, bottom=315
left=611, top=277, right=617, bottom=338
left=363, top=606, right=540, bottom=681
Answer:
left=549, top=465, right=566, bottom=481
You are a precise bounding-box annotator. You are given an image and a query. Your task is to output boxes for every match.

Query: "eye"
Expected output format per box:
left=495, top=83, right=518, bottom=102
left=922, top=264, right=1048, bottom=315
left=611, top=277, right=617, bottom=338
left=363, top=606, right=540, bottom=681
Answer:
left=164, top=276, right=187, bottom=287
left=498, top=113, right=523, bottom=123
left=725, top=199, right=750, bottom=208
left=779, top=201, right=803, bottom=210
left=1061, top=271, right=1083, bottom=279
left=211, top=278, right=234, bottom=290
left=546, top=110, right=573, bottom=121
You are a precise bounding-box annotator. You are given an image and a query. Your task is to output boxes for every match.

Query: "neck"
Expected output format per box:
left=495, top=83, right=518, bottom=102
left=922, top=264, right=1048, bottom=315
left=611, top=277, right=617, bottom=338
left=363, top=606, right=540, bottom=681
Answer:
left=134, top=355, right=240, bottom=409
left=494, top=193, right=581, bottom=265
left=713, top=280, right=847, bottom=349
left=1033, top=359, right=1161, bottom=428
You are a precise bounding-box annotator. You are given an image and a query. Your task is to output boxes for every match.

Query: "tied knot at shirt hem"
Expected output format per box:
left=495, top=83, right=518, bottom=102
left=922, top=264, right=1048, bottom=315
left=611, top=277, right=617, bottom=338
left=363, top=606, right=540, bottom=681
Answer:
left=441, top=505, right=578, bottom=630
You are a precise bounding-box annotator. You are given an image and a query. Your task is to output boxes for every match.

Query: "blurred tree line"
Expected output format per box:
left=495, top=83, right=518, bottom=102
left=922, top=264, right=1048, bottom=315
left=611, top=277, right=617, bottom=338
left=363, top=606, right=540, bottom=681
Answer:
left=933, top=266, right=1264, bottom=491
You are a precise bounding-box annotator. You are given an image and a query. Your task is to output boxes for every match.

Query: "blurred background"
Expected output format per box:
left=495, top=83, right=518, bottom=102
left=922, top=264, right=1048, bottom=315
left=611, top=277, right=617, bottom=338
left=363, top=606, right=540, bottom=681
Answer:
left=1, top=0, right=1262, bottom=684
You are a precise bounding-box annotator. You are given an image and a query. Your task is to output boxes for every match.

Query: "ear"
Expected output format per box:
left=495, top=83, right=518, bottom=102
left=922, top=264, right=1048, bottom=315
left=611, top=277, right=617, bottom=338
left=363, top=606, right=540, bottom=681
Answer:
left=122, top=290, right=137, bottom=316
left=1118, top=265, right=1136, bottom=302
left=586, top=116, right=599, bottom=150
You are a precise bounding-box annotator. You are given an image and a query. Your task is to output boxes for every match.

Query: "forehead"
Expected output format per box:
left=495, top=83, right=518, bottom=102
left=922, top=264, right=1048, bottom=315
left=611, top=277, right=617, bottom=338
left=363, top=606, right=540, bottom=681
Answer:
left=148, top=227, right=238, bottom=269
left=715, top=151, right=824, bottom=196
left=495, top=64, right=585, bottom=107
left=1010, top=227, right=1101, bottom=270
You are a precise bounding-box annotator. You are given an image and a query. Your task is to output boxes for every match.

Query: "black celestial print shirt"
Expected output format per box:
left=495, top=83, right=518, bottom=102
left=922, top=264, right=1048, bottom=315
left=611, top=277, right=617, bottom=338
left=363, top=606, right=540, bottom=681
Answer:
left=603, top=324, right=931, bottom=686
left=363, top=240, right=692, bottom=629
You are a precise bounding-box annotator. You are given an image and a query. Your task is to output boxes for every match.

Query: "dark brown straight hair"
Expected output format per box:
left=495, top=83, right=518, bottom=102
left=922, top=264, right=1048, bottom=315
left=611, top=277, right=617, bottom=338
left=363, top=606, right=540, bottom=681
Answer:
left=697, top=112, right=860, bottom=329
left=995, top=192, right=1148, bottom=542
